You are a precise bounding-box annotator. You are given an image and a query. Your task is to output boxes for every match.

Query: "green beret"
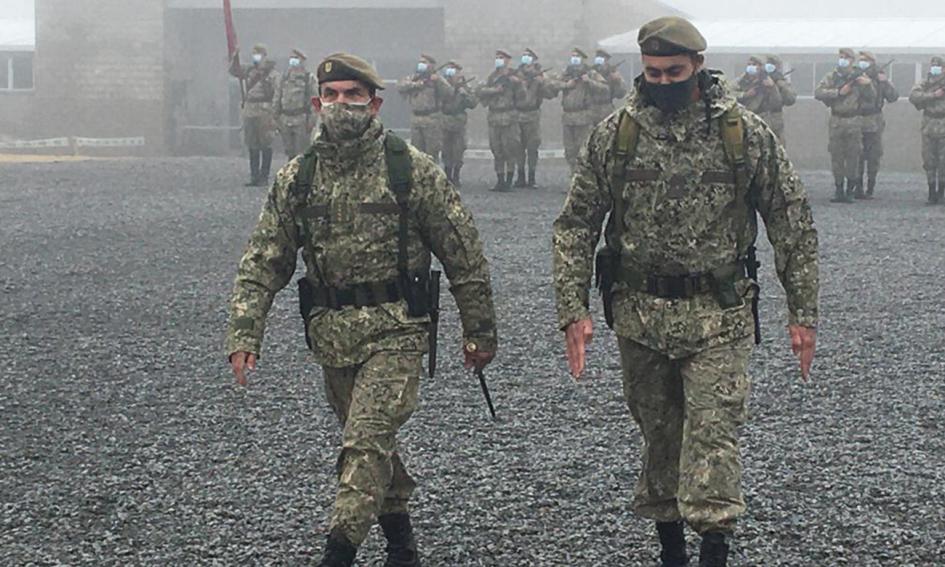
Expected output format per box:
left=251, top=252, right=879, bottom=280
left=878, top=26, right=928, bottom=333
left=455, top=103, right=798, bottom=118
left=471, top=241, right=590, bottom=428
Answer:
left=858, top=50, right=876, bottom=63
left=595, top=49, right=611, bottom=59
left=571, top=47, right=589, bottom=59
left=252, top=43, right=268, bottom=55
left=523, top=48, right=538, bottom=60
left=317, top=52, right=385, bottom=91
left=637, top=16, right=706, bottom=56
left=748, top=54, right=764, bottom=65
left=290, top=48, right=307, bottom=61
left=932, top=55, right=945, bottom=66
left=766, top=54, right=783, bottom=67
left=839, top=48, right=855, bottom=59
left=420, top=53, right=437, bottom=66
left=495, top=49, right=511, bottom=59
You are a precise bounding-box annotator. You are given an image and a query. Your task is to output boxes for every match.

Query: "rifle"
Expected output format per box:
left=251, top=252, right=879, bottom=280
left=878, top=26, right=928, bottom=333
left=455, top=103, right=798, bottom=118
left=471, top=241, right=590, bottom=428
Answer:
left=745, top=246, right=761, bottom=345
left=475, top=368, right=497, bottom=420
left=223, top=0, right=246, bottom=105
left=427, top=271, right=441, bottom=379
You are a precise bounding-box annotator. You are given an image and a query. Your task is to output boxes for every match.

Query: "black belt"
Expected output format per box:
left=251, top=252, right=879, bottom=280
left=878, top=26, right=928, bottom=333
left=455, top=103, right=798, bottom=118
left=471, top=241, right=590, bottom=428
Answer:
left=615, top=263, right=746, bottom=299
left=413, top=109, right=437, bottom=117
left=860, top=109, right=882, bottom=116
left=310, top=279, right=405, bottom=310
left=832, top=111, right=859, bottom=118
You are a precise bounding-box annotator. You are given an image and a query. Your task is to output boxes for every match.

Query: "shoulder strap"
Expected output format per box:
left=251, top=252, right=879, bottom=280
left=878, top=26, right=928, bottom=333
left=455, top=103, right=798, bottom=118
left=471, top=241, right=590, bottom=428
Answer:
left=294, top=147, right=318, bottom=197
left=719, top=108, right=758, bottom=253
left=384, top=132, right=414, bottom=281
left=608, top=109, right=640, bottom=250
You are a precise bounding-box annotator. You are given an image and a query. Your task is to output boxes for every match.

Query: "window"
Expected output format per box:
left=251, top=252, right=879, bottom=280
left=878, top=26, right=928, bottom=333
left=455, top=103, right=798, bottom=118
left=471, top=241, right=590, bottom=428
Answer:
left=1, top=52, right=33, bottom=91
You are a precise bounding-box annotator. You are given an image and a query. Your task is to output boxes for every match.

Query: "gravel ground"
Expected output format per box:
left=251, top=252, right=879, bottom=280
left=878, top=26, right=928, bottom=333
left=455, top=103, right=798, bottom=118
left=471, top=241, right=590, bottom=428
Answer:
left=1, top=157, right=944, bottom=566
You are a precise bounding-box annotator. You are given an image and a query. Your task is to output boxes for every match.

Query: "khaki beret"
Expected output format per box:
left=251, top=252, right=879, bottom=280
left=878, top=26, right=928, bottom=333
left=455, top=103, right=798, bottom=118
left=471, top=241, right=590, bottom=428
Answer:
left=446, top=60, right=463, bottom=70
left=571, top=47, right=589, bottom=59
left=523, top=48, right=538, bottom=60
left=420, top=53, right=436, bottom=65
left=839, top=48, right=855, bottom=59
left=766, top=54, right=783, bottom=67
left=858, top=50, right=876, bottom=62
left=495, top=49, right=512, bottom=59
left=748, top=54, right=764, bottom=65
left=290, top=48, right=307, bottom=61
left=252, top=43, right=268, bottom=55
left=317, top=52, right=385, bottom=91
left=595, top=49, right=611, bottom=59
left=931, top=55, right=945, bottom=66
left=637, top=16, right=706, bottom=56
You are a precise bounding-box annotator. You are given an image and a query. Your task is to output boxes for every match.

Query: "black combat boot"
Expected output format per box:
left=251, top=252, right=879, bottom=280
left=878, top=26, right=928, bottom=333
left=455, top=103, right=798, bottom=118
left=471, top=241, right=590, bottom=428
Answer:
left=258, top=148, right=273, bottom=186
left=830, top=180, right=845, bottom=203
left=379, top=513, right=421, bottom=567
left=317, top=528, right=358, bottom=567
left=698, top=531, right=730, bottom=567
left=527, top=168, right=537, bottom=188
left=929, top=181, right=940, bottom=205
left=245, top=150, right=260, bottom=186
left=853, top=176, right=866, bottom=199
left=514, top=166, right=528, bottom=187
left=865, top=174, right=876, bottom=198
left=656, top=521, right=689, bottom=567
left=505, top=170, right=515, bottom=189
left=453, top=165, right=462, bottom=188
left=845, top=178, right=858, bottom=203
left=492, top=172, right=508, bottom=192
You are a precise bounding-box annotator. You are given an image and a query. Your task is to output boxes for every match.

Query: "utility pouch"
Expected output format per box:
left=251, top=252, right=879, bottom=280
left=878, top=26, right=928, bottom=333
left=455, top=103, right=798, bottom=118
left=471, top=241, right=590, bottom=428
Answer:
left=401, top=271, right=432, bottom=318
left=595, top=249, right=618, bottom=329
left=709, top=273, right=743, bottom=309
left=297, top=277, right=316, bottom=349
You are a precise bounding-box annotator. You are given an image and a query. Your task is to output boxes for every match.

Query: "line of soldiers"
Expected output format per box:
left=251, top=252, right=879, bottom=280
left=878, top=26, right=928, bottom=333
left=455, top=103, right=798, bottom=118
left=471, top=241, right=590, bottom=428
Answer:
left=398, top=47, right=627, bottom=192
left=229, top=43, right=317, bottom=186
left=733, top=54, right=797, bottom=142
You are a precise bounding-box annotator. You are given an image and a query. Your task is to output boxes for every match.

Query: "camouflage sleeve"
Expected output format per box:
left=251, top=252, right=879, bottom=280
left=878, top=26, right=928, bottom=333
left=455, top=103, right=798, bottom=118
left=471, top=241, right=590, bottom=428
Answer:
left=552, top=123, right=614, bottom=330
left=273, top=76, right=284, bottom=115
left=461, top=86, right=479, bottom=110
left=584, top=71, right=610, bottom=96
left=766, top=82, right=783, bottom=110
left=814, top=74, right=839, bottom=103
left=909, top=84, right=933, bottom=108
left=746, top=117, right=819, bottom=328
left=610, top=74, right=628, bottom=99
left=409, top=150, right=498, bottom=353
left=225, top=160, right=303, bottom=357
left=397, top=76, right=422, bottom=94
left=860, top=81, right=877, bottom=101
left=434, top=75, right=453, bottom=99
left=882, top=80, right=900, bottom=102
left=778, top=80, right=797, bottom=107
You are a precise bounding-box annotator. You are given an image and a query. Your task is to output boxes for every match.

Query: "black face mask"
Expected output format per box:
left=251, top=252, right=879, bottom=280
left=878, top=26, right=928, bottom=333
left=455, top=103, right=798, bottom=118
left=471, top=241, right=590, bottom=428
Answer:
left=641, top=73, right=698, bottom=114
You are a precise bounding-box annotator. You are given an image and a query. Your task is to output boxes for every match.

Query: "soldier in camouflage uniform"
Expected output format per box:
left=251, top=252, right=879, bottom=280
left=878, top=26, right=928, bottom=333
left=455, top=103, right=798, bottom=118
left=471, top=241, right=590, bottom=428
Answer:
left=548, top=48, right=610, bottom=174
left=478, top=49, right=525, bottom=192
left=855, top=51, right=899, bottom=199
left=552, top=17, right=818, bottom=567
left=225, top=53, right=497, bottom=567
left=909, top=56, right=945, bottom=204
left=439, top=61, right=478, bottom=187
left=735, top=55, right=796, bottom=142
left=397, top=54, right=452, bottom=159
left=230, top=43, right=281, bottom=186
left=275, top=48, right=317, bottom=159
left=513, top=48, right=557, bottom=188
left=815, top=48, right=877, bottom=203
left=591, top=49, right=629, bottom=124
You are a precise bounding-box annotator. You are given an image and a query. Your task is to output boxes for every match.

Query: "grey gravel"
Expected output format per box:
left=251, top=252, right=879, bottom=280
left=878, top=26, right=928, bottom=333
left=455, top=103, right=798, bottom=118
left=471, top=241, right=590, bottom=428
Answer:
left=1, top=158, right=944, bottom=566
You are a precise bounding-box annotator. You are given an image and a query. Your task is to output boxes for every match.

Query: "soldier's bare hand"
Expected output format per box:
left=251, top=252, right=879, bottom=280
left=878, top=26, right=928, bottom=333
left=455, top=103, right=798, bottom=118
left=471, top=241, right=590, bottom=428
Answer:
left=839, top=84, right=853, bottom=96
left=856, top=75, right=872, bottom=85
left=746, top=87, right=758, bottom=97
left=464, top=348, right=494, bottom=371
left=788, top=325, right=816, bottom=382
left=229, top=351, right=257, bottom=386
left=934, top=88, right=945, bottom=98
left=763, top=77, right=775, bottom=87
left=877, top=72, right=888, bottom=82
left=564, top=319, right=594, bottom=379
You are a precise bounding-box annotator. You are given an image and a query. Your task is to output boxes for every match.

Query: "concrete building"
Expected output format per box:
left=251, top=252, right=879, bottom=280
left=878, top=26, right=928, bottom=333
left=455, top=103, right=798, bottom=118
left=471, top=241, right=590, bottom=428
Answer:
left=599, top=18, right=945, bottom=171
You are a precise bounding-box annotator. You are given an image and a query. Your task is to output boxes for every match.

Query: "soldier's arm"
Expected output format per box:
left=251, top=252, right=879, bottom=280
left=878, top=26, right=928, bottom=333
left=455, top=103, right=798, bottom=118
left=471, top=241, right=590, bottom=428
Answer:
left=748, top=120, right=819, bottom=328
left=397, top=76, right=422, bottom=94
left=434, top=75, right=453, bottom=99
left=766, top=80, right=784, bottom=109
left=883, top=80, right=900, bottom=102
left=909, top=84, right=933, bottom=108
left=225, top=161, right=304, bottom=357
left=584, top=71, right=611, bottom=96
left=229, top=57, right=246, bottom=79
left=409, top=150, right=498, bottom=353
left=814, top=75, right=839, bottom=102
left=273, top=76, right=284, bottom=115
left=778, top=80, right=798, bottom=107
left=609, top=73, right=628, bottom=99
left=552, top=125, right=613, bottom=329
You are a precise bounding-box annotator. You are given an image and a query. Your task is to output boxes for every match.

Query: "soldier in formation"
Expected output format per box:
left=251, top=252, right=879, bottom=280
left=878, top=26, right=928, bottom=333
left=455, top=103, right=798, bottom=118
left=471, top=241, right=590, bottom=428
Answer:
left=226, top=53, right=497, bottom=567
left=275, top=48, right=317, bottom=159
left=855, top=51, right=899, bottom=199
left=229, top=43, right=280, bottom=186
left=552, top=17, right=818, bottom=566
left=548, top=48, right=609, bottom=174
left=591, top=48, right=628, bottom=124
left=815, top=48, right=877, bottom=203
left=513, top=48, right=557, bottom=188
left=397, top=54, right=452, bottom=159
left=439, top=60, right=478, bottom=187
left=735, top=54, right=796, bottom=142
left=909, top=55, right=945, bottom=204
left=478, top=49, right=524, bottom=192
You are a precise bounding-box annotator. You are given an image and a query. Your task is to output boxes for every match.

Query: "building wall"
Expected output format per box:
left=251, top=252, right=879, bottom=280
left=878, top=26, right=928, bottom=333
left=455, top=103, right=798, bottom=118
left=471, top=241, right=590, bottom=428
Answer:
left=31, top=0, right=166, bottom=152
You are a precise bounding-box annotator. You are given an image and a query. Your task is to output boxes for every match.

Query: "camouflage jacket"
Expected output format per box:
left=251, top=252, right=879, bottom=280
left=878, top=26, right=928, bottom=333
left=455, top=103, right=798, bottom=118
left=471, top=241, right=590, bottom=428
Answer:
left=513, top=65, right=557, bottom=114
left=909, top=75, right=945, bottom=137
left=735, top=74, right=784, bottom=115
left=548, top=66, right=609, bottom=124
left=231, top=61, right=280, bottom=116
left=591, top=65, right=628, bottom=107
left=397, top=73, right=452, bottom=115
left=553, top=72, right=819, bottom=358
left=815, top=69, right=877, bottom=116
left=440, top=76, right=478, bottom=128
left=275, top=68, right=316, bottom=120
left=226, top=119, right=498, bottom=367
left=478, top=70, right=524, bottom=125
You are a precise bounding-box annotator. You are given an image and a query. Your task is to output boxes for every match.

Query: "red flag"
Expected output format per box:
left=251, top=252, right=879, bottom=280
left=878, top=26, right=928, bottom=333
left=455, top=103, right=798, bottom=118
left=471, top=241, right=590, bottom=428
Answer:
left=223, top=0, right=239, bottom=60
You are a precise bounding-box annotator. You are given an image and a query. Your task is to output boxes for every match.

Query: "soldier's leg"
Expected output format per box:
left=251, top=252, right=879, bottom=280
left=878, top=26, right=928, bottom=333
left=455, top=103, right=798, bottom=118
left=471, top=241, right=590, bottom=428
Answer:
left=864, top=131, right=883, bottom=197
left=488, top=125, right=506, bottom=190
left=526, top=119, right=541, bottom=187
left=410, top=121, right=426, bottom=155
left=244, top=116, right=261, bottom=185
left=441, top=129, right=456, bottom=182
left=845, top=127, right=863, bottom=200
left=279, top=119, right=294, bottom=159
left=328, top=351, right=422, bottom=546
left=676, top=336, right=752, bottom=536
left=514, top=123, right=528, bottom=186
left=828, top=125, right=845, bottom=201
left=258, top=113, right=276, bottom=185
left=426, top=123, right=443, bottom=163
left=563, top=125, right=578, bottom=173
left=455, top=124, right=467, bottom=187
left=935, top=136, right=945, bottom=203
left=618, top=337, right=685, bottom=522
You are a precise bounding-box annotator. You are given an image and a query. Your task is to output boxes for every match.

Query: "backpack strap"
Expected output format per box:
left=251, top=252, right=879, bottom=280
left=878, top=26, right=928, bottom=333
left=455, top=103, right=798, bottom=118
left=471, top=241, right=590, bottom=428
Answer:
left=719, top=108, right=757, bottom=252
left=383, top=132, right=414, bottom=283
left=609, top=109, right=641, bottom=249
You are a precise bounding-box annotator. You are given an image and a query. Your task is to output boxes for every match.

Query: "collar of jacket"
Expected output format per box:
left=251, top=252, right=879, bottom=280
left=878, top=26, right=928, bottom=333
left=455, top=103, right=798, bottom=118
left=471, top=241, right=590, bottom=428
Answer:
left=624, top=70, right=738, bottom=138
left=311, top=118, right=385, bottom=167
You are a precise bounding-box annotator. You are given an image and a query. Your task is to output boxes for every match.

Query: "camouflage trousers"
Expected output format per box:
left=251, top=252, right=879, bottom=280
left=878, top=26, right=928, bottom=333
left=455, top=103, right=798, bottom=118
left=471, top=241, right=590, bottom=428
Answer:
left=516, top=116, right=542, bottom=172
left=563, top=123, right=593, bottom=173
left=242, top=112, right=276, bottom=150
left=279, top=114, right=312, bottom=158
left=442, top=124, right=467, bottom=169
left=828, top=115, right=863, bottom=183
left=489, top=122, right=521, bottom=175
left=323, top=350, right=421, bottom=545
left=922, top=134, right=945, bottom=181
left=619, top=335, right=751, bottom=534
left=761, top=111, right=786, bottom=144
left=410, top=114, right=443, bottom=159
left=858, top=130, right=884, bottom=188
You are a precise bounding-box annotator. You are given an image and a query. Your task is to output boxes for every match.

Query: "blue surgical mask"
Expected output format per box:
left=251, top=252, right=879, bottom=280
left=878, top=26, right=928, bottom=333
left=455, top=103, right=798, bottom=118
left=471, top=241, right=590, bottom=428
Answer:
left=858, top=60, right=871, bottom=70
left=746, top=65, right=758, bottom=75
left=252, top=53, right=263, bottom=64
left=764, top=63, right=777, bottom=74
left=521, top=55, right=534, bottom=65
left=838, top=58, right=851, bottom=68
left=444, top=67, right=457, bottom=77
left=931, top=66, right=943, bottom=76
left=417, top=62, right=429, bottom=73
left=288, top=57, right=301, bottom=68
left=570, top=56, right=582, bottom=66
left=495, top=58, right=506, bottom=69
left=594, top=56, right=606, bottom=66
